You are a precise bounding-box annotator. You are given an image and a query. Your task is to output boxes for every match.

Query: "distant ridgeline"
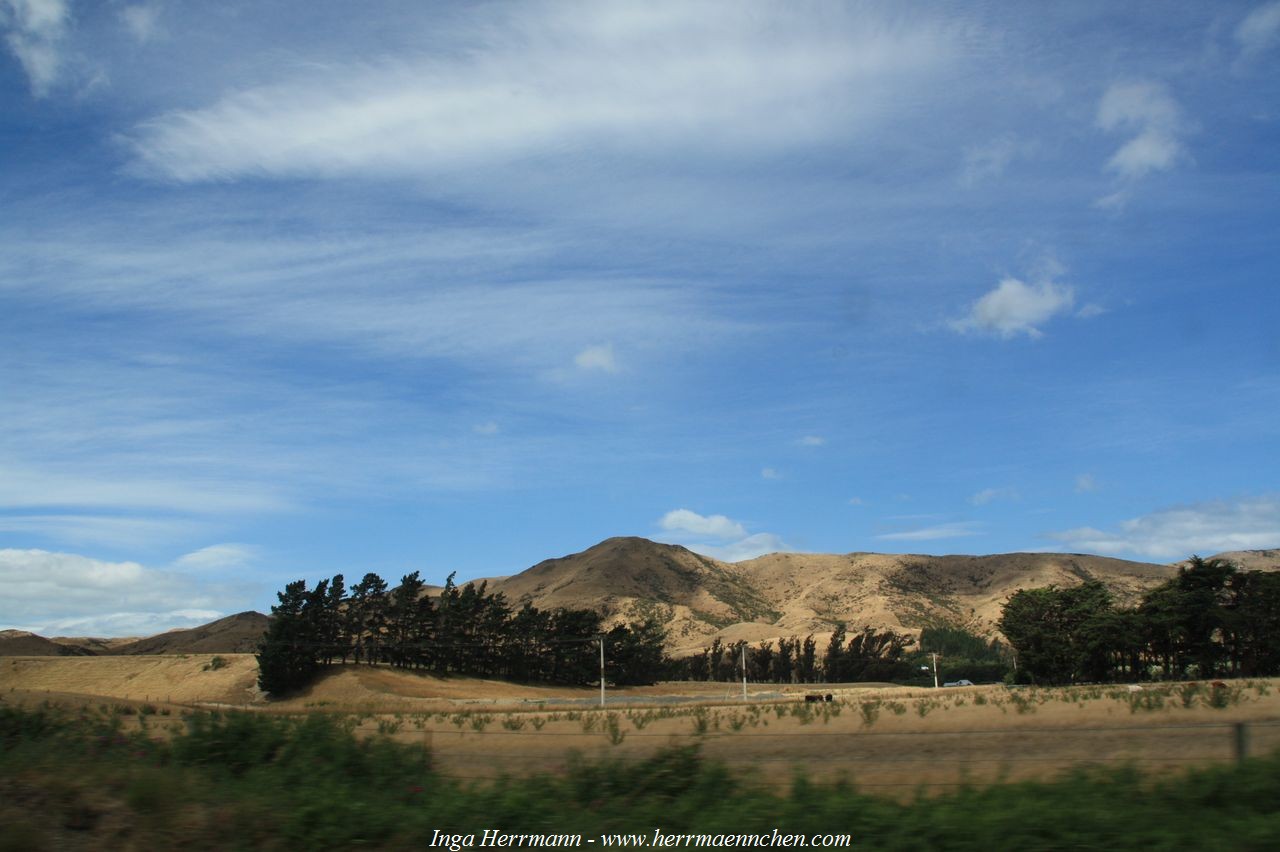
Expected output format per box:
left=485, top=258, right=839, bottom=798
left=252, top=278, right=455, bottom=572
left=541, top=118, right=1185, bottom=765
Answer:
left=1000, top=557, right=1280, bottom=685
left=255, top=572, right=666, bottom=696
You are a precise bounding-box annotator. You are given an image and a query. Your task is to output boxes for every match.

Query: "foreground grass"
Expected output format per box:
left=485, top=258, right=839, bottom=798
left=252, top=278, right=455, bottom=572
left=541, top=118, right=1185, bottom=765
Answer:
left=3, top=704, right=1280, bottom=850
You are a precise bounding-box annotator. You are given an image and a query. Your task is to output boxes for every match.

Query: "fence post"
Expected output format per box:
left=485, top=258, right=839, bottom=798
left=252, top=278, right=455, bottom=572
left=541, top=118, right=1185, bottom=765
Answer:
left=1233, top=722, right=1249, bottom=764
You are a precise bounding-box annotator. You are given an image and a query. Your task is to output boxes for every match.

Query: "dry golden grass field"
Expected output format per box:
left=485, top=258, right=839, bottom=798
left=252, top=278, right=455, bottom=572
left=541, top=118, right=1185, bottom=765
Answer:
left=4, top=654, right=1278, bottom=795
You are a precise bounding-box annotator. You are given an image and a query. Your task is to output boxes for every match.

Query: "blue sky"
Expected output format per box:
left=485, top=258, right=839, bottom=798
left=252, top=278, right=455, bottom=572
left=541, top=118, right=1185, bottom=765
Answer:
left=2, top=1, right=1278, bottom=636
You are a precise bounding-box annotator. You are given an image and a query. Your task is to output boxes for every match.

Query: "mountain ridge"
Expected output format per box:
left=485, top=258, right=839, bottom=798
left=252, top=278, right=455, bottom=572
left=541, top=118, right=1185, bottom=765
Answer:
left=5, top=541, right=1278, bottom=656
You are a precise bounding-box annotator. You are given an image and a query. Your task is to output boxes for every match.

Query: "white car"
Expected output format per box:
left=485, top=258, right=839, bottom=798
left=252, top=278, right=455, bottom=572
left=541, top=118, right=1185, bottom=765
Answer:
left=943, top=679, right=974, bottom=687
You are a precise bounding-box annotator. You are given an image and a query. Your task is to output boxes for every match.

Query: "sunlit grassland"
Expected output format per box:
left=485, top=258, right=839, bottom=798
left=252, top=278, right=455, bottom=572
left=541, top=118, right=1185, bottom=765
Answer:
left=3, top=699, right=1280, bottom=850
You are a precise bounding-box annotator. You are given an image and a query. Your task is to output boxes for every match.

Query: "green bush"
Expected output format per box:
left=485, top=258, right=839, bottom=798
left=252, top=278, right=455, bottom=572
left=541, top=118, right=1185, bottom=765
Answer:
left=5, top=704, right=1280, bottom=848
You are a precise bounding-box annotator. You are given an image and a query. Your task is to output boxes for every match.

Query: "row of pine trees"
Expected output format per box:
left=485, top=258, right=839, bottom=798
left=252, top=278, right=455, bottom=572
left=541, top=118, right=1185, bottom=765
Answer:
left=668, top=626, right=915, bottom=684
left=256, top=571, right=667, bottom=695
left=999, top=557, right=1280, bottom=684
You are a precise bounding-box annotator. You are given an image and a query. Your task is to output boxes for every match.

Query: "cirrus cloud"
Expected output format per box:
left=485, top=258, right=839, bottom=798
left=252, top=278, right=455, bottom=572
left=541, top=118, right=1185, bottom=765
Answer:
left=1046, top=496, right=1280, bottom=561
left=0, top=0, right=71, bottom=96
left=1236, top=2, right=1280, bottom=61
left=124, top=1, right=959, bottom=184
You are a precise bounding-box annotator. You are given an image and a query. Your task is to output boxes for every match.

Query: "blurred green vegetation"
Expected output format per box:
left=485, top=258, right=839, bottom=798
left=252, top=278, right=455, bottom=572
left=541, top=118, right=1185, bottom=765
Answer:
left=3, top=703, right=1280, bottom=850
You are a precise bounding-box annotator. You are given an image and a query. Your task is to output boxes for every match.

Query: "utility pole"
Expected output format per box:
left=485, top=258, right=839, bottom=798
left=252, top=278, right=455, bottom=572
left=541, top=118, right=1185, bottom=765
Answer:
left=931, top=652, right=940, bottom=689
left=741, top=643, right=747, bottom=701
left=599, top=636, right=606, bottom=708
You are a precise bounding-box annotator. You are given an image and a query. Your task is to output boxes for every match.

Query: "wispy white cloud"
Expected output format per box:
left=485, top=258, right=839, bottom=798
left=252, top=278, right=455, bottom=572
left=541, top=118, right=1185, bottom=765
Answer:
left=0, top=223, right=739, bottom=373
left=876, top=521, right=982, bottom=542
left=0, top=514, right=204, bottom=550
left=0, top=462, right=291, bottom=515
left=0, top=548, right=247, bottom=635
left=574, top=344, right=619, bottom=373
left=969, top=486, right=1018, bottom=506
left=125, top=2, right=958, bottom=184
left=950, top=276, right=1075, bottom=339
left=959, top=134, right=1026, bottom=186
left=0, top=0, right=70, bottom=96
left=1046, top=496, right=1280, bottom=560
left=1074, top=473, right=1098, bottom=493
left=761, top=467, right=782, bottom=480
left=1236, top=2, right=1280, bottom=61
left=119, top=3, right=163, bottom=44
left=656, top=508, right=786, bottom=562
left=1095, top=81, right=1187, bottom=207
left=171, top=543, right=257, bottom=572
left=797, top=435, right=826, bottom=447
left=473, top=421, right=500, bottom=436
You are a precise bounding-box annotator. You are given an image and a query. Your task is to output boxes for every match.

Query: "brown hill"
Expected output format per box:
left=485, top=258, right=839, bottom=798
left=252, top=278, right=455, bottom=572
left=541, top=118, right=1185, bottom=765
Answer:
left=12, top=542, right=1273, bottom=661
left=1182, top=549, right=1280, bottom=572
left=110, top=612, right=270, bottom=655
left=488, top=538, right=1188, bottom=654
left=50, top=636, right=141, bottom=654
left=493, top=536, right=777, bottom=638
left=0, top=630, right=95, bottom=657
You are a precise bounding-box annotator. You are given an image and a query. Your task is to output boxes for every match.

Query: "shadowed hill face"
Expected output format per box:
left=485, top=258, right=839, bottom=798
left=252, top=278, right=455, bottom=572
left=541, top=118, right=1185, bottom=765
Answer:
left=0, top=630, right=95, bottom=657
left=109, top=612, right=271, bottom=655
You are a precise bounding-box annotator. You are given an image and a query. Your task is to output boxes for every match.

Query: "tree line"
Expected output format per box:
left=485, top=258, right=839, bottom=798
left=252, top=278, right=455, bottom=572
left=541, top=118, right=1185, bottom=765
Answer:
left=999, top=557, right=1280, bottom=685
left=256, top=571, right=667, bottom=695
left=668, top=626, right=917, bottom=684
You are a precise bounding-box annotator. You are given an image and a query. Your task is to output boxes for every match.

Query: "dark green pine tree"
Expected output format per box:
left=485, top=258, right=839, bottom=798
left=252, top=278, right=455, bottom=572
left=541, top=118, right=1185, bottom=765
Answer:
left=256, top=580, right=320, bottom=696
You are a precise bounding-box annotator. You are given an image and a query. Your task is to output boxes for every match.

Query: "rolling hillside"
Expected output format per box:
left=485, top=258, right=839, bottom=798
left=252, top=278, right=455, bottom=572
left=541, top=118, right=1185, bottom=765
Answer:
left=0, top=630, right=94, bottom=657
left=108, top=612, right=270, bottom=655
left=6, top=542, right=1278, bottom=657
left=487, top=538, right=1190, bottom=653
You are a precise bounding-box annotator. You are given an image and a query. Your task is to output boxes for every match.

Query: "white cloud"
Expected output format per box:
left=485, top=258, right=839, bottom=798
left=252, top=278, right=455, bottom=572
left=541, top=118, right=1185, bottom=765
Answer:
left=848, top=497, right=865, bottom=506
left=660, top=508, right=746, bottom=540
left=1046, top=496, right=1280, bottom=560
left=120, top=3, right=162, bottom=44
left=0, top=514, right=204, bottom=549
left=798, top=435, right=826, bottom=447
left=125, top=2, right=957, bottom=183
left=950, top=276, right=1075, bottom=339
left=761, top=467, right=782, bottom=480
left=0, top=223, right=739, bottom=373
left=959, top=134, right=1023, bottom=186
left=1096, top=81, right=1187, bottom=186
left=691, top=532, right=788, bottom=563
left=0, top=462, right=291, bottom=515
left=1236, top=2, right=1280, bottom=60
left=1, top=0, right=70, bottom=96
left=656, top=508, right=786, bottom=562
left=171, top=543, right=257, bottom=572
left=574, top=344, right=619, bottom=373
left=473, top=421, right=500, bottom=435
left=1074, top=473, right=1098, bottom=493
left=876, top=522, right=982, bottom=542
left=969, top=487, right=1018, bottom=506
left=0, top=548, right=246, bottom=636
